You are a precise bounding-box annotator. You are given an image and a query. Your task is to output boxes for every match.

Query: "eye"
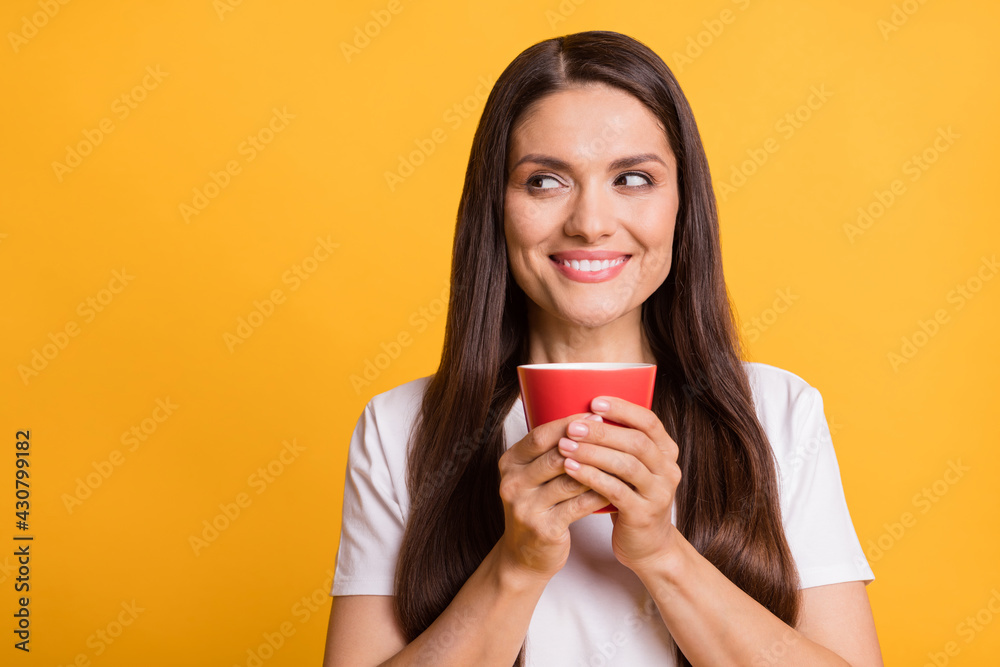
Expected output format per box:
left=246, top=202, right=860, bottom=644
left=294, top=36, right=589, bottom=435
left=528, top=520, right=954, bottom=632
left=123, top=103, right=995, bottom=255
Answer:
left=526, top=174, right=562, bottom=190
left=616, top=171, right=653, bottom=187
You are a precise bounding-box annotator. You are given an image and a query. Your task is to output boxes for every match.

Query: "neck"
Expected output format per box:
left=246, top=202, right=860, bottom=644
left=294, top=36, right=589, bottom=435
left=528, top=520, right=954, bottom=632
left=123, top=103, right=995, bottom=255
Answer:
left=524, top=305, right=656, bottom=365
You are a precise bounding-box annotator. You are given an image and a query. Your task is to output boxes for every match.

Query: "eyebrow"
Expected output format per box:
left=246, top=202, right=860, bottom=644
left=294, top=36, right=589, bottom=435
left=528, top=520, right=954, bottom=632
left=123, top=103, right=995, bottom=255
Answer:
left=509, top=152, right=668, bottom=173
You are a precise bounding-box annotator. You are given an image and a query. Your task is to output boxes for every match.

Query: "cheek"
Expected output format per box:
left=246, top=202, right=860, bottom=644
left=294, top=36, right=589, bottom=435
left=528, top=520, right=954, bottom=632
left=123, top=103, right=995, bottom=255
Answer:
left=507, top=186, right=557, bottom=229
left=635, top=203, right=677, bottom=246
left=502, top=213, right=533, bottom=282
left=653, top=195, right=679, bottom=244
left=505, top=200, right=549, bottom=252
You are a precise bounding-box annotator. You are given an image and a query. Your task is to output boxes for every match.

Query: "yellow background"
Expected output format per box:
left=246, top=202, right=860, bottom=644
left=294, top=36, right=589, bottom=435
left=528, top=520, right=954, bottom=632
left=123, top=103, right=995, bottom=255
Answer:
left=2, top=0, right=998, bottom=664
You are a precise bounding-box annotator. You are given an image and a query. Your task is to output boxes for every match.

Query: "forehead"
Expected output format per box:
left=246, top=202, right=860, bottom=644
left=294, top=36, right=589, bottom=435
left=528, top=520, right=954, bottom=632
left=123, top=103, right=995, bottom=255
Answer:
left=508, top=83, right=672, bottom=167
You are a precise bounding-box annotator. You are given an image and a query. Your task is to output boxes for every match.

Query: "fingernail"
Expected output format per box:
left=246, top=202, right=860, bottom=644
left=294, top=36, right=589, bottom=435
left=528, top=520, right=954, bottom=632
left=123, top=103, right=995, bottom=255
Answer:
left=585, top=413, right=603, bottom=422
left=592, top=398, right=610, bottom=412
left=567, top=422, right=588, bottom=436
left=558, top=437, right=578, bottom=452
left=564, top=458, right=580, bottom=471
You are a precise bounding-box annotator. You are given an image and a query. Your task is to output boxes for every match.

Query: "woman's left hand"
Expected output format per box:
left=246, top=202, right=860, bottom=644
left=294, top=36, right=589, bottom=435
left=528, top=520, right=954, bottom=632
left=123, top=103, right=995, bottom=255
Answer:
left=557, top=395, right=682, bottom=575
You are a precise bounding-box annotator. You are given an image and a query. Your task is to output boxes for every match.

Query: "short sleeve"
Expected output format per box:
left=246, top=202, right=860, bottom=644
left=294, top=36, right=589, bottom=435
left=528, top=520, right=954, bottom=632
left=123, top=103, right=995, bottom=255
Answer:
left=330, top=401, right=407, bottom=596
left=778, top=386, right=875, bottom=589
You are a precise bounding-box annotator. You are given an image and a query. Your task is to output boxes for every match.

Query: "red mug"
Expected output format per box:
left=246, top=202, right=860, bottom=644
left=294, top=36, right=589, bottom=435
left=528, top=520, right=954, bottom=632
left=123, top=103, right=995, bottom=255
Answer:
left=516, top=362, right=657, bottom=513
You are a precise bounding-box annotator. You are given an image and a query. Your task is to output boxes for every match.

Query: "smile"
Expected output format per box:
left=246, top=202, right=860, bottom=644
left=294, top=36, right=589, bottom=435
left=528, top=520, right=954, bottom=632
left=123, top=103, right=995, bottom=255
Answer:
left=549, top=254, right=631, bottom=283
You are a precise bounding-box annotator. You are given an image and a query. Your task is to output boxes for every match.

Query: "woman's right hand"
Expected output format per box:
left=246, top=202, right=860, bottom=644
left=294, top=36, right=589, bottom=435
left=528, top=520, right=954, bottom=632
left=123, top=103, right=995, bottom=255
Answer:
left=496, top=412, right=611, bottom=583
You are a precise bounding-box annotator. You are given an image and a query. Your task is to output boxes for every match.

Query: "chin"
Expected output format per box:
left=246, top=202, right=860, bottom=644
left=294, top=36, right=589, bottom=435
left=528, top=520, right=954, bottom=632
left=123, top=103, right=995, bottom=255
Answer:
left=560, top=309, right=624, bottom=329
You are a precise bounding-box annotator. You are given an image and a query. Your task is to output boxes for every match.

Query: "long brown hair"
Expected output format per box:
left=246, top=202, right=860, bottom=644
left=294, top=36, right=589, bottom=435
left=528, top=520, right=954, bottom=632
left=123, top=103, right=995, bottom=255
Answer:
left=393, top=30, right=799, bottom=666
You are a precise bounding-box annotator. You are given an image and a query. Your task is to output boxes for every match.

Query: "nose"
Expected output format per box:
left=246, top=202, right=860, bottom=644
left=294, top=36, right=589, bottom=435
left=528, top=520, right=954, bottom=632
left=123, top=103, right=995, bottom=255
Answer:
left=562, top=180, right=617, bottom=243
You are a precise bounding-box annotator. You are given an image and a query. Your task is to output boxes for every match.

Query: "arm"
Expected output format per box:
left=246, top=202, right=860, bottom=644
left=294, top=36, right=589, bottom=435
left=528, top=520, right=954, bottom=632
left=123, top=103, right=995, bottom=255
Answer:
left=323, top=543, right=548, bottom=667
left=325, top=412, right=611, bottom=666
left=558, top=396, right=883, bottom=666
left=630, top=528, right=882, bottom=666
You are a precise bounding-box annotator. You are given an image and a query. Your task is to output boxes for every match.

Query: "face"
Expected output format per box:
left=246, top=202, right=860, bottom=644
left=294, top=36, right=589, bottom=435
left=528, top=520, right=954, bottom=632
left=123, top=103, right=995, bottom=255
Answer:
left=504, top=82, right=679, bottom=332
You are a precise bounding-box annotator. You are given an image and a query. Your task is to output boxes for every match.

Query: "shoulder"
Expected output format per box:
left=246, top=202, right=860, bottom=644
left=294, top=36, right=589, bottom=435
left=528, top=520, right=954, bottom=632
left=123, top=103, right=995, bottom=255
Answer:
left=359, top=374, right=434, bottom=442
left=742, top=360, right=818, bottom=408
left=740, top=361, right=824, bottom=461
left=366, top=374, right=434, bottom=418
left=344, top=375, right=435, bottom=511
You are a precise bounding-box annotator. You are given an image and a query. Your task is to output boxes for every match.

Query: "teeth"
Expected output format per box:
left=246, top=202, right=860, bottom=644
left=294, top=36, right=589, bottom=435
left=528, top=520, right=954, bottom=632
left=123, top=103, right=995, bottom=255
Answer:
left=560, top=257, right=625, bottom=272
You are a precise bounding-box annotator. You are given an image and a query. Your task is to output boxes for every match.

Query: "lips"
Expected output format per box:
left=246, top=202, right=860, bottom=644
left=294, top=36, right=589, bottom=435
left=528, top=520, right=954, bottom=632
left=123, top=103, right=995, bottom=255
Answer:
left=548, top=252, right=631, bottom=283
left=550, top=250, right=630, bottom=262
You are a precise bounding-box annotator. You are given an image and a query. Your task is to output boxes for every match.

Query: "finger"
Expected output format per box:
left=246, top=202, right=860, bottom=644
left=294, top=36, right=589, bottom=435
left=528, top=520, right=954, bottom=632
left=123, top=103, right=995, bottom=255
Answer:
left=589, top=396, right=679, bottom=461
left=563, top=418, right=669, bottom=477
left=519, top=446, right=571, bottom=488
left=535, top=472, right=591, bottom=509
left=559, top=437, right=655, bottom=494
left=562, top=458, right=638, bottom=513
left=506, top=412, right=595, bottom=466
left=552, top=488, right=612, bottom=524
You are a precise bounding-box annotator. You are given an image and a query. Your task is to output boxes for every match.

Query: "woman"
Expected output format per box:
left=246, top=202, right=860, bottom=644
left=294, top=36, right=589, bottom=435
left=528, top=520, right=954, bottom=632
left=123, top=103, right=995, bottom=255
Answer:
left=325, top=30, right=882, bottom=666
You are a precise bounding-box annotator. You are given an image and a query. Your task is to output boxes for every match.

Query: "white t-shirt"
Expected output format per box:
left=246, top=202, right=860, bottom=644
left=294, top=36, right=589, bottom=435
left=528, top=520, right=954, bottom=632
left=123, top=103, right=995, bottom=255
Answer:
left=331, top=361, right=874, bottom=665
